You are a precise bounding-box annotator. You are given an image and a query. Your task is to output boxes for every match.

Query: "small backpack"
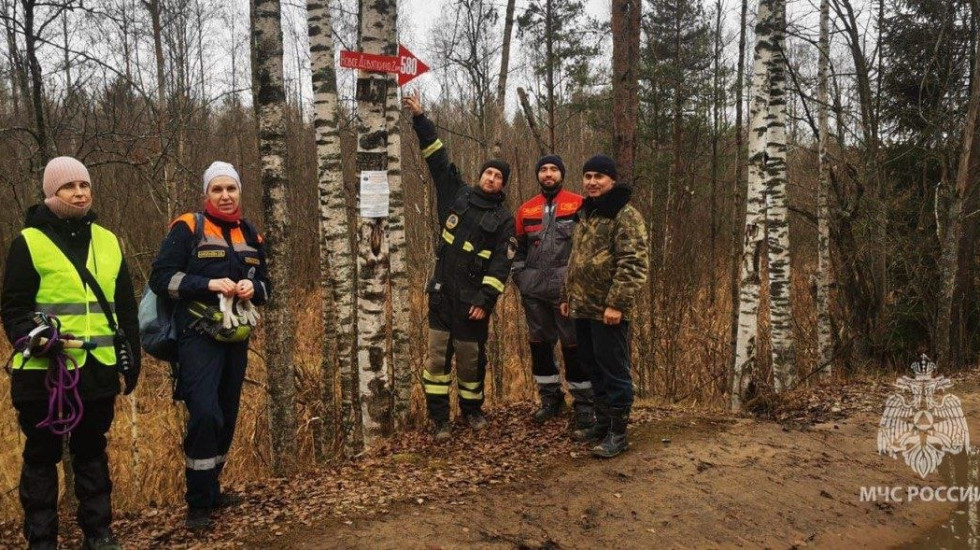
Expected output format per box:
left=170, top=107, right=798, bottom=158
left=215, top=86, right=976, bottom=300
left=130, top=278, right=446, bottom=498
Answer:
left=139, top=213, right=204, bottom=362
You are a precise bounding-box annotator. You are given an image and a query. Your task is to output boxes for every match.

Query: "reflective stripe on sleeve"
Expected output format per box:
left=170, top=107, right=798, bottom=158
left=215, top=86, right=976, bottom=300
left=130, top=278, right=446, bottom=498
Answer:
left=481, top=276, right=505, bottom=293
left=421, top=139, right=444, bottom=158
left=168, top=272, right=186, bottom=299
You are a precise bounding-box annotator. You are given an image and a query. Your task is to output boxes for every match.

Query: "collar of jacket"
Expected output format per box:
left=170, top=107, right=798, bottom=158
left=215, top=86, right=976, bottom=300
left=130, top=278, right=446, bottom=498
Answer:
left=25, top=203, right=96, bottom=235
left=540, top=183, right=563, bottom=201
left=581, top=184, right=632, bottom=219
left=470, top=186, right=506, bottom=209
left=203, top=210, right=245, bottom=230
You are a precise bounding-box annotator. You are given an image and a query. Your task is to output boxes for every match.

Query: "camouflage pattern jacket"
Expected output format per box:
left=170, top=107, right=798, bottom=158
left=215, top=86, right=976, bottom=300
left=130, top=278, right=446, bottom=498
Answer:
left=563, top=185, right=649, bottom=321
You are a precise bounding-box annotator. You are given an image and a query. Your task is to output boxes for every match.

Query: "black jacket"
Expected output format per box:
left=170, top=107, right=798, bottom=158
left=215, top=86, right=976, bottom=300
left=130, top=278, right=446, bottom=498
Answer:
left=1, top=204, right=141, bottom=404
left=412, top=113, right=515, bottom=312
left=148, top=211, right=270, bottom=332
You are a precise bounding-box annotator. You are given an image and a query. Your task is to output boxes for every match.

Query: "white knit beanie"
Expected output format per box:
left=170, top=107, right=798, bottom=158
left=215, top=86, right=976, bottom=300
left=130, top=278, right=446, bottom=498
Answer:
left=202, top=161, right=242, bottom=193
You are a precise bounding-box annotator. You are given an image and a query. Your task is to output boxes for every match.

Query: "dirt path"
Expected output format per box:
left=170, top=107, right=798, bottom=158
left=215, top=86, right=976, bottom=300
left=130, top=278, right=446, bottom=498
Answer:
left=3, top=378, right=971, bottom=549
left=262, top=390, right=978, bottom=549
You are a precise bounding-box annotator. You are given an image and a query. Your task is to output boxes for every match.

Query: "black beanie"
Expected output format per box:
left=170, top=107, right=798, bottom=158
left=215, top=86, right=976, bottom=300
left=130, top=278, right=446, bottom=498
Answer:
left=480, top=159, right=511, bottom=186
left=535, top=154, right=566, bottom=181
left=583, top=154, right=618, bottom=181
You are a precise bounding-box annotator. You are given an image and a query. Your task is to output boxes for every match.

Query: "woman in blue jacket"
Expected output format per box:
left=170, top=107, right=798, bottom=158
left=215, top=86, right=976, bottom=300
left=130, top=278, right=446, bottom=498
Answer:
left=149, top=161, right=270, bottom=531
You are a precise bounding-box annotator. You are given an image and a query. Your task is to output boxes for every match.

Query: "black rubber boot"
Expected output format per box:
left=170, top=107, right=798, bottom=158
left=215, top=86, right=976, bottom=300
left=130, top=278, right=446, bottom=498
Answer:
left=20, top=462, right=58, bottom=549
left=569, top=386, right=595, bottom=432
left=592, top=408, right=629, bottom=458
left=573, top=403, right=609, bottom=443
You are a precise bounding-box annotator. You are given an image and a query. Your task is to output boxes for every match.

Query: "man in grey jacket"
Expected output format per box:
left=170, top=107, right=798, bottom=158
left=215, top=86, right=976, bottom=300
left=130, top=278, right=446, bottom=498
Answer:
left=512, top=155, right=593, bottom=433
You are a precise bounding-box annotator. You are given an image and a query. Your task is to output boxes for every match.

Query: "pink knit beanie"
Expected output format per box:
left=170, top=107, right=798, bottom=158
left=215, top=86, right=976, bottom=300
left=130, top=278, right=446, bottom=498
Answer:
left=43, top=156, right=90, bottom=198
left=42, top=156, right=92, bottom=219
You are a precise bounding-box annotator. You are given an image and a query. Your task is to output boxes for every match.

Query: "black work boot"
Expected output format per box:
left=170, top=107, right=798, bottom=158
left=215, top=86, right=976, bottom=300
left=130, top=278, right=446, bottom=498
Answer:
left=533, top=383, right=565, bottom=424
left=533, top=399, right=565, bottom=424
left=82, top=532, right=121, bottom=550
left=214, top=492, right=245, bottom=509
left=20, top=462, right=58, bottom=550
left=465, top=411, right=489, bottom=431
left=185, top=507, right=212, bottom=531
left=592, top=408, right=629, bottom=458
left=430, top=420, right=452, bottom=442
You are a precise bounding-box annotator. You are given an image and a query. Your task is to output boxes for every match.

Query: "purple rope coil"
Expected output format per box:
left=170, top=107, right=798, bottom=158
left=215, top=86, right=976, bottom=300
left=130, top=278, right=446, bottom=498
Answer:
left=14, top=320, right=84, bottom=435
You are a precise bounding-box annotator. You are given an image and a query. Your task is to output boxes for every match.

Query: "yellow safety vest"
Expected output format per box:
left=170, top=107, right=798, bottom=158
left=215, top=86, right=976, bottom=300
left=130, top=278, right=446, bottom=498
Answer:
left=14, top=224, right=122, bottom=370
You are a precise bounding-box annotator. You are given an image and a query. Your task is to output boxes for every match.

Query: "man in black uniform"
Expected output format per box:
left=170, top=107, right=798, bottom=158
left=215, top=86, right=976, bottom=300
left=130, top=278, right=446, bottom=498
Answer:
left=403, top=90, right=516, bottom=442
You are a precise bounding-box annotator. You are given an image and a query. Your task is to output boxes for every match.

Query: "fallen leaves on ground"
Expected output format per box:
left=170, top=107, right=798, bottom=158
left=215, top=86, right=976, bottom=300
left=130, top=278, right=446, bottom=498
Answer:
left=4, top=369, right=977, bottom=548
left=1, top=402, right=674, bottom=549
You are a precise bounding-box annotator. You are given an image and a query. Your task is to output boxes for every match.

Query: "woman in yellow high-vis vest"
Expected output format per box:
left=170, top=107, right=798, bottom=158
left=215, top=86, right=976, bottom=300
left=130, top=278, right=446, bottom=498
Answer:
left=1, top=156, right=141, bottom=550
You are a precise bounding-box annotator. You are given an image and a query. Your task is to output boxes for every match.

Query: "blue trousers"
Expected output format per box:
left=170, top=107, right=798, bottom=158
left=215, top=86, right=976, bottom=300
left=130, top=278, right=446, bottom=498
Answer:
left=574, top=318, right=633, bottom=411
left=177, top=330, right=248, bottom=510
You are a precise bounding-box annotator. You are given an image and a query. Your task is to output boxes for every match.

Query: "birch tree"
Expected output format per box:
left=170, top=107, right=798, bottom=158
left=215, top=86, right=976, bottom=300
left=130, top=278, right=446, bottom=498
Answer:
left=251, top=0, right=297, bottom=474
left=765, top=0, right=794, bottom=393
left=308, top=0, right=356, bottom=455
left=386, top=46, right=411, bottom=428
left=728, top=0, right=749, bottom=373
left=731, top=0, right=773, bottom=411
left=353, top=0, right=397, bottom=449
left=816, top=0, right=833, bottom=376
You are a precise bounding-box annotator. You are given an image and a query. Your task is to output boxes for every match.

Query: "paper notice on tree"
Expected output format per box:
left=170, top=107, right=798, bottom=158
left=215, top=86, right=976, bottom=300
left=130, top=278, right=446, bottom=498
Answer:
left=360, top=170, right=389, bottom=218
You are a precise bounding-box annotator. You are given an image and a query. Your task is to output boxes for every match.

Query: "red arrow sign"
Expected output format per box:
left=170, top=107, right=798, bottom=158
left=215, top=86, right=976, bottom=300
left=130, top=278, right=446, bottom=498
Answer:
left=339, top=45, right=430, bottom=86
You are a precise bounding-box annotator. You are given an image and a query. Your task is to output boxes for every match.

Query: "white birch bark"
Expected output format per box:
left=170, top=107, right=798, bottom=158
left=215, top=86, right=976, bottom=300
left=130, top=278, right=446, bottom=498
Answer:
left=765, top=0, right=795, bottom=393
left=308, top=0, right=357, bottom=456
left=816, top=0, right=833, bottom=378
left=354, top=0, right=396, bottom=448
left=251, top=0, right=297, bottom=474
left=731, top=0, right=773, bottom=412
left=385, top=70, right=412, bottom=427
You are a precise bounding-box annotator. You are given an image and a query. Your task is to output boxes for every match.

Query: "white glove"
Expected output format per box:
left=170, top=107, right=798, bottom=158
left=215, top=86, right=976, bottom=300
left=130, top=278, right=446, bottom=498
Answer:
left=219, top=294, right=235, bottom=329
left=236, top=299, right=261, bottom=326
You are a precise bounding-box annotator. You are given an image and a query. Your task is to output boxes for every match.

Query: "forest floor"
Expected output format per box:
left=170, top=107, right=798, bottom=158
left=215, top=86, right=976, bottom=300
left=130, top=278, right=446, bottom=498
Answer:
left=3, top=372, right=979, bottom=549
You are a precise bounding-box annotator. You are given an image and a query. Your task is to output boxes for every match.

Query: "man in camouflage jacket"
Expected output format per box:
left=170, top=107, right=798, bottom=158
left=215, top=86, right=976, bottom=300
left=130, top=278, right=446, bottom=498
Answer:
left=561, top=154, right=648, bottom=458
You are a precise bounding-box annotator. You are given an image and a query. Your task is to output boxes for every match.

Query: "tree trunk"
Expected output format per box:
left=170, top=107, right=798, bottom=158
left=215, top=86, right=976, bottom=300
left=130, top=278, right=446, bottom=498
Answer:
left=250, top=0, right=297, bottom=475
left=765, top=0, right=795, bottom=393
left=144, top=0, right=178, bottom=219
left=2, top=0, right=30, bottom=118
left=545, top=0, right=555, bottom=151
left=22, top=0, right=49, bottom=163
left=816, top=0, right=833, bottom=377
left=353, top=0, right=396, bottom=450
left=728, top=0, right=749, bottom=383
left=386, top=61, right=411, bottom=429
left=611, top=0, right=640, bottom=186
left=710, top=0, right=722, bottom=304
left=491, top=0, right=517, bottom=157
left=936, top=15, right=980, bottom=370
left=731, top=0, right=773, bottom=412
left=308, top=0, right=356, bottom=457
left=831, top=0, right=886, bottom=361
left=517, top=86, right=548, bottom=156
